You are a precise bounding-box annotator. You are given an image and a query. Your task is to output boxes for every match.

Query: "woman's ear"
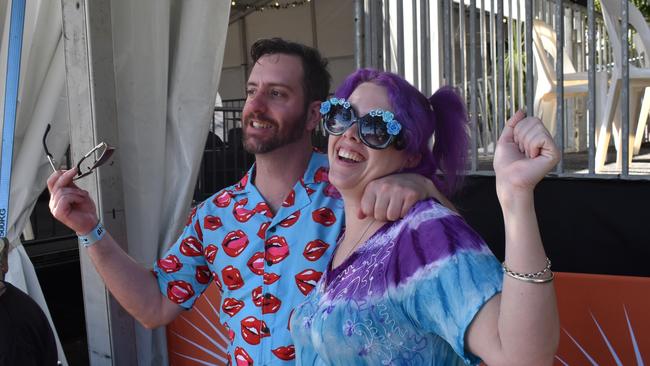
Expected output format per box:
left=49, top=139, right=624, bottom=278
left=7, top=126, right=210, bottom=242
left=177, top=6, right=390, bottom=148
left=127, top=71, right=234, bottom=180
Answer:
left=406, top=153, right=421, bottom=168
left=305, top=100, right=322, bottom=131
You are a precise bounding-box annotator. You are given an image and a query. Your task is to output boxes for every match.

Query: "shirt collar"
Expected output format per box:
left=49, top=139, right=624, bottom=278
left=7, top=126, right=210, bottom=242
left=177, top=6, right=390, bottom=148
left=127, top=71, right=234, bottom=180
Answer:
left=230, top=151, right=329, bottom=197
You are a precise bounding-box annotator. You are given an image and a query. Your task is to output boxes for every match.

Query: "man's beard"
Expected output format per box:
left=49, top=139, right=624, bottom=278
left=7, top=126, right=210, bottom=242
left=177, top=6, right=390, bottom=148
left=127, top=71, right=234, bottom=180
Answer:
left=242, top=109, right=308, bottom=154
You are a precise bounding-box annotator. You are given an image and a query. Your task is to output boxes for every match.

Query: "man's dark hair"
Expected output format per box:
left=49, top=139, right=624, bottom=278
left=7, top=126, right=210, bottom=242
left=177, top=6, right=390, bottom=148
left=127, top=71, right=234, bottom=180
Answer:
left=250, top=38, right=331, bottom=105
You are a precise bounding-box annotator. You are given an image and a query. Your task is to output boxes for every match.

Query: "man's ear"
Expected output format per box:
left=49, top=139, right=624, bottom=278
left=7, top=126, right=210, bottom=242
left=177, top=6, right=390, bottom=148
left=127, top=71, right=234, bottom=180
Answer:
left=305, top=100, right=322, bottom=131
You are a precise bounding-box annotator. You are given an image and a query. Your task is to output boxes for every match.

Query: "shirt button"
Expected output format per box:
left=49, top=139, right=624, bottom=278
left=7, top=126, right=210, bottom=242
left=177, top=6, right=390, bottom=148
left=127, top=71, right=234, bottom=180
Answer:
left=269, top=226, right=276, bottom=233
left=266, top=260, right=273, bottom=266
left=264, top=293, right=271, bottom=299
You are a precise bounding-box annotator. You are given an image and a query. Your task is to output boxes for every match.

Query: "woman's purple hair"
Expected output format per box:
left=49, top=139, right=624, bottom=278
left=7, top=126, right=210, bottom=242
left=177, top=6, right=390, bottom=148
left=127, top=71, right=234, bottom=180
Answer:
left=335, top=68, right=468, bottom=196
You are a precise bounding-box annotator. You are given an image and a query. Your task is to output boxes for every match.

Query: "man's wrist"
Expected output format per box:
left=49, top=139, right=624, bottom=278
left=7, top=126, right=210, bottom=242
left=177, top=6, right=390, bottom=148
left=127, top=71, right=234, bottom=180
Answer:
left=78, top=221, right=106, bottom=248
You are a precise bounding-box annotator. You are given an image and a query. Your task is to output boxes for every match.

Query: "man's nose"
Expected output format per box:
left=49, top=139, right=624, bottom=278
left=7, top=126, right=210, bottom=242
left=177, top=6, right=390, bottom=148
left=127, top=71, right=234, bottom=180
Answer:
left=246, top=92, right=268, bottom=114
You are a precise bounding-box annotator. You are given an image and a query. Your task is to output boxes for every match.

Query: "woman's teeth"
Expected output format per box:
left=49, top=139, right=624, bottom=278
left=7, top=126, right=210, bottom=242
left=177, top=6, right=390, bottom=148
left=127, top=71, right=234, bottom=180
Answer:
left=337, top=148, right=364, bottom=162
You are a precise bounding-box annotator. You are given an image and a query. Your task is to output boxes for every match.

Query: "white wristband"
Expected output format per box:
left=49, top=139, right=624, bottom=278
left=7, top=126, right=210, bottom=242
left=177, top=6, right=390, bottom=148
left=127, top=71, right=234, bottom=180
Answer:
left=78, top=221, right=105, bottom=247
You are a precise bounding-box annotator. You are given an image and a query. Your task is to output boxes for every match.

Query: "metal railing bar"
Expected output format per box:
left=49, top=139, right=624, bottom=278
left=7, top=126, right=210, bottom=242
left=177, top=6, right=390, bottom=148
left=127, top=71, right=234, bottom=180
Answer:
left=555, top=0, right=565, bottom=173
left=621, top=0, right=629, bottom=177
left=470, top=0, right=479, bottom=171
left=443, top=0, right=452, bottom=82
left=497, top=0, right=505, bottom=132
left=412, top=0, right=420, bottom=88
left=460, top=0, right=468, bottom=99
left=587, top=0, right=596, bottom=174
left=397, top=0, right=405, bottom=76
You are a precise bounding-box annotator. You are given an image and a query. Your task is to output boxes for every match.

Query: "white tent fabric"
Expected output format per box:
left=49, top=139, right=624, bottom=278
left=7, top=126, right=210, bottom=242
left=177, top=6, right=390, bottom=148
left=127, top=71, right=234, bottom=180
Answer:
left=110, top=0, right=230, bottom=364
left=0, top=0, right=71, bottom=365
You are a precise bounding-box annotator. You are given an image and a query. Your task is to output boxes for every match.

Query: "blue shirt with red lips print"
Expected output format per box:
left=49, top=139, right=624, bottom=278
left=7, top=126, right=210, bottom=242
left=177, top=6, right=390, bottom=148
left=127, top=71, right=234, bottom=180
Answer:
left=154, top=152, right=344, bottom=365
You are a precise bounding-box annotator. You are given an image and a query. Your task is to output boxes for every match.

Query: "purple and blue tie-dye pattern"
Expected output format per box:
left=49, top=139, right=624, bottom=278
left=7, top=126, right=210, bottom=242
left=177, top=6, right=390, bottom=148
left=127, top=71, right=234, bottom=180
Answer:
left=290, top=199, right=503, bottom=366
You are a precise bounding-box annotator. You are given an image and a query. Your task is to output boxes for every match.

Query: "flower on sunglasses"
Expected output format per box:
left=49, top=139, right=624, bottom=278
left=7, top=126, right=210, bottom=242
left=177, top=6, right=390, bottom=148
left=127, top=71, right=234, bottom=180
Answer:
left=320, top=101, right=331, bottom=114
left=382, top=111, right=394, bottom=123
left=330, top=98, right=340, bottom=105
left=386, top=120, right=402, bottom=136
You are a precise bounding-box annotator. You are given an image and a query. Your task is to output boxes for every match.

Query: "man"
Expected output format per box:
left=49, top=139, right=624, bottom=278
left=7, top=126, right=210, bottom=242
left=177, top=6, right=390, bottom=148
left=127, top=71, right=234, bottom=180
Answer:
left=0, top=239, right=58, bottom=366
left=47, top=38, right=442, bottom=365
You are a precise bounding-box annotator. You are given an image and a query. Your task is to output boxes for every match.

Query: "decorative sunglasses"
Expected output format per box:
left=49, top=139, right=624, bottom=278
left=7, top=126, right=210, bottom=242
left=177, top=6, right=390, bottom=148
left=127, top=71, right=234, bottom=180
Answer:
left=43, top=124, right=116, bottom=180
left=320, top=97, right=405, bottom=150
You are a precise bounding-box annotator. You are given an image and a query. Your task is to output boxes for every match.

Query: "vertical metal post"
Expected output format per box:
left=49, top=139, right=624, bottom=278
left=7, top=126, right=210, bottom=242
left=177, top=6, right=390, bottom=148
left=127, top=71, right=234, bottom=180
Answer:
left=517, top=0, right=524, bottom=109
left=420, top=0, right=431, bottom=95
left=460, top=0, right=467, bottom=99
left=526, top=0, right=534, bottom=114
left=555, top=0, right=565, bottom=173
left=240, top=17, right=248, bottom=80
left=587, top=0, right=596, bottom=173
left=0, top=0, right=25, bottom=240
left=412, top=0, right=419, bottom=88
left=355, top=0, right=365, bottom=69
left=508, top=0, right=514, bottom=114
left=310, top=0, right=318, bottom=50
left=470, top=0, right=478, bottom=171
left=497, top=0, right=505, bottom=132
left=443, top=0, right=451, bottom=83
left=397, top=0, right=405, bottom=76
left=60, top=0, right=136, bottom=364
left=384, top=0, right=392, bottom=71
left=621, top=0, right=629, bottom=176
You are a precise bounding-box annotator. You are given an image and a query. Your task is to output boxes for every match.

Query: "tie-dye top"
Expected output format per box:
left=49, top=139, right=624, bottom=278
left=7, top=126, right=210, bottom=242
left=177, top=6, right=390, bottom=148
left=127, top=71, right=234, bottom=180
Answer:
left=290, top=199, right=503, bottom=366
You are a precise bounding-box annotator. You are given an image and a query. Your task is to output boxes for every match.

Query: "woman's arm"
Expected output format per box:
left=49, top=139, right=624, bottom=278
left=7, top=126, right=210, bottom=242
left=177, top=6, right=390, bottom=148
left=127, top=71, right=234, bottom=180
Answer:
left=465, top=111, right=560, bottom=366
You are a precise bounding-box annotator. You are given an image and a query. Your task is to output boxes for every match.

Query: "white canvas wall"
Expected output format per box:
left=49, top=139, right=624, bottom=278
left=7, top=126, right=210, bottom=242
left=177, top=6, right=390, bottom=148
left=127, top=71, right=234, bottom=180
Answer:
left=219, top=0, right=355, bottom=100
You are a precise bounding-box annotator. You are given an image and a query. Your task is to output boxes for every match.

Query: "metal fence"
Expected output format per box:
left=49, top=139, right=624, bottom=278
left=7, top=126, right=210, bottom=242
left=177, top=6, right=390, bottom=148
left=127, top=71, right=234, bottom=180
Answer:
left=357, top=0, right=650, bottom=179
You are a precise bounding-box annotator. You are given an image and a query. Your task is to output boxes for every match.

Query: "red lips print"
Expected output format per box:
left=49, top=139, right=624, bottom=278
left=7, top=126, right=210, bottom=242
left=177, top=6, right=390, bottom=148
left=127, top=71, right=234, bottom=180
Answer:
left=250, top=286, right=282, bottom=313
left=204, top=244, right=218, bottom=264
left=246, top=252, right=265, bottom=275
left=213, top=272, right=223, bottom=292
left=222, top=297, right=245, bottom=317
left=167, top=280, right=194, bottom=304
left=195, top=265, right=211, bottom=284
left=204, top=215, right=223, bottom=231
left=234, top=198, right=255, bottom=223
left=240, top=316, right=270, bottom=345
left=222, top=265, right=244, bottom=290
left=282, top=190, right=295, bottom=207
left=279, top=211, right=301, bottom=228
left=312, top=207, right=336, bottom=226
left=264, top=236, right=290, bottom=265
left=263, top=272, right=280, bottom=285
left=180, top=236, right=203, bottom=257
left=324, top=183, right=342, bottom=199
left=254, top=202, right=273, bottom=218
left=194, top=220, right=204, bottom=241
left=234, top=173, right=249, bottom=191
left=213, top=189, right=232, bottom=208
left=251, top=286, right=263, bottom=306
left=157, top=254, right=182, bottom=273
left=314, top=167, right=329, bottom=183
left=295, top=269, right=322, bottom=295
left=222, top=230, right=249, bottom=257
left=257, top=221, right=270, bottom=239
left=234, top=346, right=253, bottom=366
left=272, top=345, right=296, bottom=361
left=186, top=206, right=197, bottom=226
left=303, top=240, right=330, bottom=261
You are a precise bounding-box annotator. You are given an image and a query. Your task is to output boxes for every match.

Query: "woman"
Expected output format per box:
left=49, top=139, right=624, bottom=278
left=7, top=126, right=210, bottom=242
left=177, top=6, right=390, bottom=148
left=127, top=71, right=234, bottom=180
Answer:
left=290, top=69, right=559, bottom=365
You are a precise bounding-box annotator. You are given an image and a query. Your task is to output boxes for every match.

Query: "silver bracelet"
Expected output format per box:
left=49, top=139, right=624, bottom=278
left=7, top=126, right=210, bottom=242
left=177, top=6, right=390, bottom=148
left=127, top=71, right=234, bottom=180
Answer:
left=502, top=257, right=554, bottom=283
left=78, top=221, right=106, bottom=247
